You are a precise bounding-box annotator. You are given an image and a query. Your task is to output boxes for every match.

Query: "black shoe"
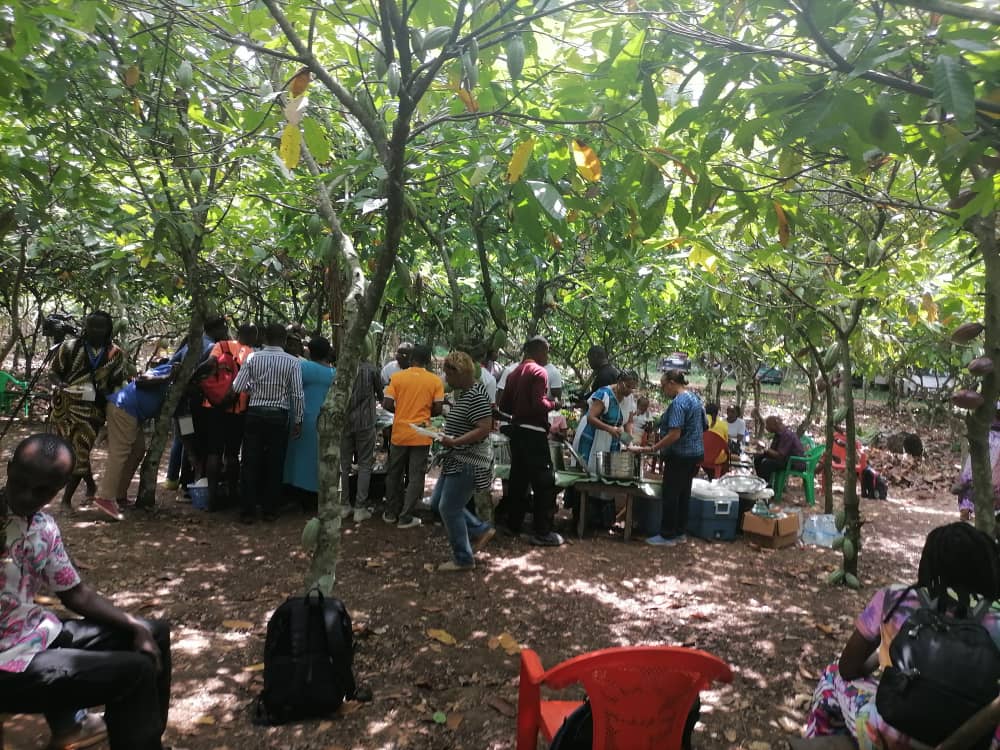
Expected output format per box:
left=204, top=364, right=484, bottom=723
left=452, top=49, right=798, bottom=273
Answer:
left=529, top=531, right=565, bottom=547
left=240, top=512, right=255, bottom=525
left=262, top=511, right=279, bottom=522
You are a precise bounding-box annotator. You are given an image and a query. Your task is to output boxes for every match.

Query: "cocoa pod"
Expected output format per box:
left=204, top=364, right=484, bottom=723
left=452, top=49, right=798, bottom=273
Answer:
left=968, top=357, right=995, bottom=376
left=952, top=389, right=986, bottom=409
left=951, top=322, right=985, bottom=343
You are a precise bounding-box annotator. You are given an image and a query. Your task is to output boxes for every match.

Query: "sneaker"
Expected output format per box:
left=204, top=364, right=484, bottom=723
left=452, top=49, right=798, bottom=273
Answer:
left=397, top=516, right=422, bottom=529
left=93, top=497, right=123, bottom=521
left=240, top=512, right=256, bottom=525
left=48, top=712, right=108, bottom=750
left=339, top=505, right=353, bottom=519
left=438, top=560, right=475, bottom=572
left=645, top=534, right=679, bottom=546
left=381, top=511, right=398, bottom=524
left=163, top=479, right=180, bottom=491
left=472, top=527, right=496, bottom=551
left=529, top=531, right=564, bottom=547
left=353, top=507, right=373, bottom=522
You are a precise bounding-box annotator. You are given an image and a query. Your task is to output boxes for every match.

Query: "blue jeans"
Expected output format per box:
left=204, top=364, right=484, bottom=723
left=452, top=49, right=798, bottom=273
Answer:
left=431, top=465, right=491, bottom=566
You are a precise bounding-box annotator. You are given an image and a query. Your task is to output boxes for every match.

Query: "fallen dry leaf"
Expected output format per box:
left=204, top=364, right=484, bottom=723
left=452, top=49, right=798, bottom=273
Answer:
left=487, top=696, right=516, bottom=717
left=365, top=559, right=383, bottom=568
left=446, top=712, right=464, bottom=730
left=222, top=619, right=254, bottom=630
left=243, top=663, right=265, bottom=672
left=422, top=563, right=435, bottom=572
left=427, top=628, right=457, bottom=645
left=749, top=742, right=771, bottom=750
left=337, top=700, right=362, bottom=716
left=724, top=729, right=737, bottom=742
left=815, top=623, right=835, bottom=636
left=497, top=632, right=521, bottom=655
left=195, top=715, right=216, bottom=725
left=487, top=636, right=500, bottom=650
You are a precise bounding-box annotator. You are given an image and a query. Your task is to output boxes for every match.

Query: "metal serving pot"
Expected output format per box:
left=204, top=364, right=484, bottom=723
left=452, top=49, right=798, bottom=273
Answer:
left=597, top=450, right=640, bottom=481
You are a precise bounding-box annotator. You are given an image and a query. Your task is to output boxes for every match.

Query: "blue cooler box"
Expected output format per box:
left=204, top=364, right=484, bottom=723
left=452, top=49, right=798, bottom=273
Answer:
left=687, top=479, right=739, bottom=541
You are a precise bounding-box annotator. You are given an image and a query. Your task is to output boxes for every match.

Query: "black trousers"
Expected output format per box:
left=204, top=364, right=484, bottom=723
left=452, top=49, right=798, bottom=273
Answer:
left=241, top=407, right=290, bottom=515
left=660, top=454, right=702, bottom=539
left=0, top=618, right=171, bottom=750
left=753, top=455, right=785, bottom=485
left=499, top=426, right=556, bottom=536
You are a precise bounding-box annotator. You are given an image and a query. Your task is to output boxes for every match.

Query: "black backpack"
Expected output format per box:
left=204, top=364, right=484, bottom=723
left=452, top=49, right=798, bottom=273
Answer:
left=875, top=587, right=1000, bottom=748
left=254, top=589, right=357, bottom=725
left=549, top=696, right=700, bottom=750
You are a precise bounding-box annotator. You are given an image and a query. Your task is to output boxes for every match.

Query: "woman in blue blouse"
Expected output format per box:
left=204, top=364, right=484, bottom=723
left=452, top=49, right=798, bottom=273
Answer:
left=641, top=369, right=705, bottom=545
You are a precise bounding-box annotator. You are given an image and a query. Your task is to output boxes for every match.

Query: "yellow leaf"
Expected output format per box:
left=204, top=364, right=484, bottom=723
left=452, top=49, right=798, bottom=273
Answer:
left=773, top=200, right=790, bottom=247
left=921, top=291, right=938, bottom=323
left=244, top=663, right=265, bottom=672
left=506, top=138, right=534, bottom=184
left=279, top=124, right=301, bottom=169
left=497, top=632, right=521, bottom=655
left=456, top=87, right=479, bottom=113
left=222, top=619, right=255, bottom=630
left=124, top=64, right=140, bottom=87
left=687, top=244, right=717, bottom=272
left=289, top=67, right=311, bottom=97
left=426, top=628, right=457, bottom=645
left=978, top=89, right=1000, bottom=120
left=131, top=97, right=142, bottom=117
left=572, top=139, right=601, bottom=182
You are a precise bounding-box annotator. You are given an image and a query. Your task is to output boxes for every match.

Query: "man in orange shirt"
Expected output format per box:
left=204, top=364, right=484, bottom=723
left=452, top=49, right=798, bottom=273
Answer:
left=382, top=344, right=444, bottom=528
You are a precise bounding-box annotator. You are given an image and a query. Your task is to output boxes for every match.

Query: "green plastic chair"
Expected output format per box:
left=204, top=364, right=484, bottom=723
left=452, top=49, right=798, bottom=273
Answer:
left=772, top=444, right=825, bottom=506
left=0, top=371, right=30, bottom=417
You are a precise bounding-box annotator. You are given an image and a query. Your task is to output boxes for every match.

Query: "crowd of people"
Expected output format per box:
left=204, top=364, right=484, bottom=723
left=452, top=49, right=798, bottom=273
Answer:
left=9, top=313, right=1000, bottom=748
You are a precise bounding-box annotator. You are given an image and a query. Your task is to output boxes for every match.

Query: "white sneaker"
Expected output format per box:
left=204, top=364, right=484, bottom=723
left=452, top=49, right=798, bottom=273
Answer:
left=353, top=507, right=372, bottom=522
left=397, top=516, right=422, bottom=529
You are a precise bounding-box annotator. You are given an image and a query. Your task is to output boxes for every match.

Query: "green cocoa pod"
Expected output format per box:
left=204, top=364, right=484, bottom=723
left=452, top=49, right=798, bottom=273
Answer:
left=373, top=49, right=388, bottom=79
left=844, top=573, right=861, bottom=590
left=189, top=168, right=203, bottom=191
left=842, top=537, right=856, bottom=561
left=823, top=342, right=841, bottom=371
left=461, top=52, right=478, bottom=87
left=827, top=568, right=845, bottom=585
left=866, top=240, right=884, bottom=267
left=952, top=389, right=985, bottom=410
left=423, top=26, right=452, bottom=50
left=490, top=328, right=508, bottom=353
left=467, top=37, right=479, bottom=64
left=176, top=60, right=194, bottom=90
left=301, top=517, right=320, bottom=551
left=410, top=29, right=425, bottom=60
left=951, top=322, right=985, bottom=343
left=833, top=407, right=848, bottom=425
left=506, top=35, right=525, bottom=81
left=834, top=509, right=846, bottom=532
left=307, top=214, right=323, bottom=236
left=387, top=62, right=401, bottom=96
left=831, top=534, right=845, bottom=550
left=968, top=357, right=994, bottom=376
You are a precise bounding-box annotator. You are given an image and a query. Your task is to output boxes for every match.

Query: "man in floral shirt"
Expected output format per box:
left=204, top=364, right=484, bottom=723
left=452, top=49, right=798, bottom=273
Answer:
left=0, top=434, right=171, bottom=749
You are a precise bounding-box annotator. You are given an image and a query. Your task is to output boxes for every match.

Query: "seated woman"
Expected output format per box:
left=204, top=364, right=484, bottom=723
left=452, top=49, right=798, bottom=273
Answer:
left=431, top=351, right=495, bottom=571
left=952, top=406, right=1000, bottom=522
left=704, top=402, right=728, bottom=472
left=803, top=522, right=1000, bottom=748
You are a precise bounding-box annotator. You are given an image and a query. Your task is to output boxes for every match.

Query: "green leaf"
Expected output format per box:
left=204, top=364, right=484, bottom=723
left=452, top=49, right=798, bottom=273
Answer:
left=641, top=76, right=658, bottom=125
left=433, top=711, right=447, bottom=724
left=44, top=79, right=67, bottom=106
left=932, top=54, right=975, bottom=129
left=526, top=180, right=566, bottom=221
left=301, top=118, right=331, bottom=164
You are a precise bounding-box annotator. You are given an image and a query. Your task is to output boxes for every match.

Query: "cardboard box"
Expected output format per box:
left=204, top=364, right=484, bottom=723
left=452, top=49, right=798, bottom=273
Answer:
left=741, top=512, right=800, bottom=549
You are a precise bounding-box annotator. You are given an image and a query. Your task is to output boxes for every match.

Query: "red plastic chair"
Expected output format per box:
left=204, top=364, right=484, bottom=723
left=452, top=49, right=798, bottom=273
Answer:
left=698, top=431, right=729, bottom=479
left=819, top=432, right=868, bottom=491
left=516, top=646, right=734, bottom=750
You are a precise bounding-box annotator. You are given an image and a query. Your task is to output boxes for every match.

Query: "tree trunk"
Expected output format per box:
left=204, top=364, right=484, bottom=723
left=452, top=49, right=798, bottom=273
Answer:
left=967, top=213, right=999, bottom=536
left=839, top=330, right=861, bottom=580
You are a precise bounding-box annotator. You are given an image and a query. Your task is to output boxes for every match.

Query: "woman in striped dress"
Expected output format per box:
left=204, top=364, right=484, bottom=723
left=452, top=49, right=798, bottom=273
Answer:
left=432, top=351, right=495, bottom=572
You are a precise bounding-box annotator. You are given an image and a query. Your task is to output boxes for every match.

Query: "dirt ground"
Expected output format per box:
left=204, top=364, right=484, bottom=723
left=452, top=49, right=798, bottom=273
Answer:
left=1, top=398, right=963, bottom=750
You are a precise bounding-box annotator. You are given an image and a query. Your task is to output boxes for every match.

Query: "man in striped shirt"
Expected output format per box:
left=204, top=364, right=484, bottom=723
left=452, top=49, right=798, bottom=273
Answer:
left=231, top=323, right=304, bottom=524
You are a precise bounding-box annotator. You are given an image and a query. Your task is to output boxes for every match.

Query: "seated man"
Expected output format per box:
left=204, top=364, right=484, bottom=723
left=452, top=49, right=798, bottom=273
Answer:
left=0, top=434, right=171, bottom=750
left=753, top=415, right=804, bottom=486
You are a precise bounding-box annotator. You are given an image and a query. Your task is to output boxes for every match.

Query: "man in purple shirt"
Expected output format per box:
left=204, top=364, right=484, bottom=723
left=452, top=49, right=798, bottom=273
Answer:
left=753, top=415, right=805, bottom=486
left=496, top=337, right=563, bottom=546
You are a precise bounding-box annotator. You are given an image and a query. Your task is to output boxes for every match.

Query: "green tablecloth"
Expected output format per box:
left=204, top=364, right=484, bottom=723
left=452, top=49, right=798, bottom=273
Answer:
left=492, top=467, right=660, bottom=496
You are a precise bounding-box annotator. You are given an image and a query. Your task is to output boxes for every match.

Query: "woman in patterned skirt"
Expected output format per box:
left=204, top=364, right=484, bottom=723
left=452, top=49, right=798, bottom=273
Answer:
left=49, top=311, right=126, bottom=509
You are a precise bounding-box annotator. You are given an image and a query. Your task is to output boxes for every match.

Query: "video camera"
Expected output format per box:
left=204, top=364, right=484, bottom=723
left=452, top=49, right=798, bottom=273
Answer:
left=42, top=313, right=79, bottom=343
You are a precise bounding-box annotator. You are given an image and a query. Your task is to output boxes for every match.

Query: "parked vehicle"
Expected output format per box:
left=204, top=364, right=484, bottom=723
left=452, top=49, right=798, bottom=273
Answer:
left=897, top=369, right=951, bottom=397
left=660, top=352, right=691, bottom=372
left=755, top=366, right=783, bottom=385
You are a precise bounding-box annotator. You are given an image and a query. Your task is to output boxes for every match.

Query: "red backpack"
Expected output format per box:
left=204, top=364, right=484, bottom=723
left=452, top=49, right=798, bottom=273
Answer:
left=201, top=341, right=239, bottom=407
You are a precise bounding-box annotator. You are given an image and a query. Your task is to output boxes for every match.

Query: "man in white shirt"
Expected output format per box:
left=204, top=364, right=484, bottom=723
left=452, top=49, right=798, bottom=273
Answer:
left=381, top=342, right=412, bottom=387
left=726, top=404, right=748, bottom=451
